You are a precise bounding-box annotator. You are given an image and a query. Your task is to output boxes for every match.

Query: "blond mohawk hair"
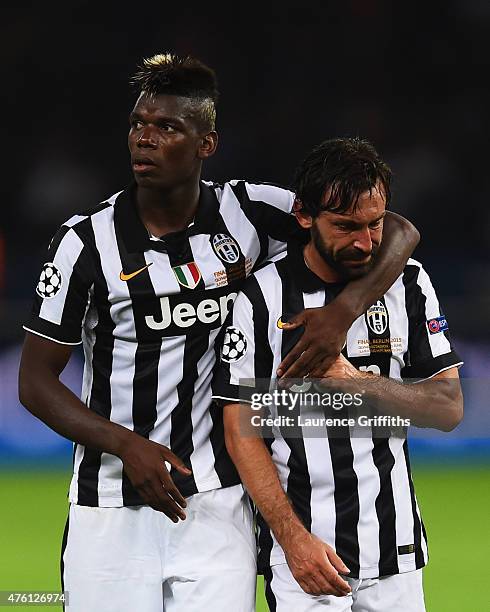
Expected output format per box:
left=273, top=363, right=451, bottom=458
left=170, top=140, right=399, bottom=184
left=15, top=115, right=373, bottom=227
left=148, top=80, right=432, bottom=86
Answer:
left=131, top=52, right=219, bottom=131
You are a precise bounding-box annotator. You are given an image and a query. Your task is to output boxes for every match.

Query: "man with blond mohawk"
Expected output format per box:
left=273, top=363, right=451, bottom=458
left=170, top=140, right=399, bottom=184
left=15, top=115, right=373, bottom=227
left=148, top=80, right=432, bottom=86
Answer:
left=19, top=53, right=419, bottom=611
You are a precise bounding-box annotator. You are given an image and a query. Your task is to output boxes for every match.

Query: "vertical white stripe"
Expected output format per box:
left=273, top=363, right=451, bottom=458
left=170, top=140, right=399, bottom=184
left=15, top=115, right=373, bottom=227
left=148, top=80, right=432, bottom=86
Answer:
left=150, top=336, right=185, bottom=448
left=229, top=293, right=256, bottom=386
left=39, top=229, right=85, bottom=324
left=145, top=250, right=181, bottom=295
left=219, top=184, right=261, bottom=266
left=350, top=436, right=381, bottom=571
left=384, top=276, right=409, bottom=378
left=189, top=234, right=226, bottom=288
left=346, top=315, right=371, bottom=359
left=189, top=328, right=222, bottom=490
left=389, top=437, right=417, bottom=571
left=300, top=291, right=337, bottom=548
left=69, top=444, right=85, bottom=504
left=91, top=209, right=135, bottom=504
left=254, top=266, right=284, bottom=378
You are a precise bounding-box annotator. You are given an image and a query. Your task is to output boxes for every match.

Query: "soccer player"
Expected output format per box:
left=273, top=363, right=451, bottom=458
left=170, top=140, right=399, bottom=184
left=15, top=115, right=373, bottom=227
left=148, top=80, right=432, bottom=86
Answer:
left=18, top=55, right=418, bottom=612
left=214, top=137, right=463, bottom=611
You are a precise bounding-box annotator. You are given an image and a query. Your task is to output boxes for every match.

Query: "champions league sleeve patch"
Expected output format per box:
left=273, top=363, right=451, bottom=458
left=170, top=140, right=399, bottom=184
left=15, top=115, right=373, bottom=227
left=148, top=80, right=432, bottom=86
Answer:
left=221, top=326, right=248, bottom=363
left=427, top=315, right=449, bottom=334
left=36, top=262, right=63, bottom=298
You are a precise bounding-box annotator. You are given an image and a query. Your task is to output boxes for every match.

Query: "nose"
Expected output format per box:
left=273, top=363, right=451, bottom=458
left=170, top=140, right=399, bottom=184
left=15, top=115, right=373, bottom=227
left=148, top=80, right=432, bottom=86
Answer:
left=136, top=125, right=158, bottom=149
left=352, top=228, right=372, bottom=254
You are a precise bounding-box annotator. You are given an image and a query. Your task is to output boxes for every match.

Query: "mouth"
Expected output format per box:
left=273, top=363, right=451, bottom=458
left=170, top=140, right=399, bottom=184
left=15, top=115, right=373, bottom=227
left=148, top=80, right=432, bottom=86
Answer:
left=132, top=157, right=157, bottom=173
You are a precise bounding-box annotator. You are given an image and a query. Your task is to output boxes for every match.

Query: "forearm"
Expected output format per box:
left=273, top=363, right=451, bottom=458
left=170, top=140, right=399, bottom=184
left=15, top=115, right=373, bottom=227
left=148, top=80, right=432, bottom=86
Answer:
left=345, top=371, right=462, bottom=431
left=19, top=372, right=132, bottom=456
left=224, top=405, right=307, bottom=546
left=334, top=212, right=419, bottom=321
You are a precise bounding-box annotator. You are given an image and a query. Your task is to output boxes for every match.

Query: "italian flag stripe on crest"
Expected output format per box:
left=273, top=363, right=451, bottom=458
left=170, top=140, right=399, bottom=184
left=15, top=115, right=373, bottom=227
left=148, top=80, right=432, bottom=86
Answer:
left=173, top=262, right=201, bottom=289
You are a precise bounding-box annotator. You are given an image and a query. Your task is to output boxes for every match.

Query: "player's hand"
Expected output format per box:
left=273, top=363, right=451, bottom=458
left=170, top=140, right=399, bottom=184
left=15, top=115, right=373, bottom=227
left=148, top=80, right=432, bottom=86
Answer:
left=277, top=303, right=351, bottom=380
left=119, top=435, right=192, bottom=522
left=283, top=530, right=351, bottom=597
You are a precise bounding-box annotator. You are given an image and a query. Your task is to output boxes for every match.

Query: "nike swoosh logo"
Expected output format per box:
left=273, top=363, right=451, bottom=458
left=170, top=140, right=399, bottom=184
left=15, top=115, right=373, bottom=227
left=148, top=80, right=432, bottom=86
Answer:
left=119, top=262, right=153, bottom=281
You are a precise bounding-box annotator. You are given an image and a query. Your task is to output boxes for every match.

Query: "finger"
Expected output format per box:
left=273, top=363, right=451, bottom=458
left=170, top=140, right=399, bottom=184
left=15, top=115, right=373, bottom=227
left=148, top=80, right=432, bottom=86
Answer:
left=140, top=484, right=180, bottom=522
left=297, top=575, right=323, bottom=596
left=280, top=348, right=316, bottom=379
left=317, top=565, right=351, bottom=595
left=151, top=482, right=187, bottom=521
left=277, top=340, right=309, bottom=377
left=326, top=547, right=351, bottom=575
left=160, top=471, right=187, bottom=508
left=162, top=449, right=192, bottom=475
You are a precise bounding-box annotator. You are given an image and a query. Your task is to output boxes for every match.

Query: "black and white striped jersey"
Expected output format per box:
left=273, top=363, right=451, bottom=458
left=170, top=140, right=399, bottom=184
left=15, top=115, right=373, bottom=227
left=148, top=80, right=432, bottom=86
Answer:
left=24, top=180, right=300, bottom=506
left=212, top=240, right=463, bottom=579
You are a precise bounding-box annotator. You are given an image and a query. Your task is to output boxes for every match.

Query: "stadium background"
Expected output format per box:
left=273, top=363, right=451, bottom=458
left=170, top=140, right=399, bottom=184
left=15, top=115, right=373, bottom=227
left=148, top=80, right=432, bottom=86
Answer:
left=1, top=3, right=489, bottom=610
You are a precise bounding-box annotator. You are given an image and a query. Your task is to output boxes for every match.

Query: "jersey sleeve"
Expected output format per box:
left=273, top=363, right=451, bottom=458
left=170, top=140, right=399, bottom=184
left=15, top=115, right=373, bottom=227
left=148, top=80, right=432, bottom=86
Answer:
left=23, top=224, right=94, bottom=345
left=231, top=181, right=302, bottom=264
left=212, top=275, right=274, bottom=404
left=401, top=262, right=463, bottom=381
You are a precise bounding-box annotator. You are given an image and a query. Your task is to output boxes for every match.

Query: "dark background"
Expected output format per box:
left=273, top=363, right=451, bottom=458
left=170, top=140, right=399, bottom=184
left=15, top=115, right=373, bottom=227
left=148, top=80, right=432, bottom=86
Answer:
left=1, top=1, right=489, bottom=347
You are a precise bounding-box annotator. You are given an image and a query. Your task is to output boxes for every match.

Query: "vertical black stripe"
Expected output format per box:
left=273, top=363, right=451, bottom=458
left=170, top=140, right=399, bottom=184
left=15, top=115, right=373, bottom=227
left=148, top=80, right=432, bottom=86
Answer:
left=113, top=221, right=161, bottom=505
left=403, top=440, right=425, bottom=568
left=401, top=265, right=432, bottom=376
left=263, top=563, right=277, bottom=612
left=77, top=221, right=115, bottom=506
left=275, top=259, right=312, bottom=531
left=365, top=296, right=399, bottom=576
left=327, top=431, right=361, bottom=577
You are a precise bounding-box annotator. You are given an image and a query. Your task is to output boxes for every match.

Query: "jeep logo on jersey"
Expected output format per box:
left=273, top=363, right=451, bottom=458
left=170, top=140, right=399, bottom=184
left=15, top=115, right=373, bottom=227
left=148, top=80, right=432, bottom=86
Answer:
left=145, top=291, right=237, bottom=333
left=212, top=233, right=240, bottom=264
left=366, top=300, right=388, bottom=335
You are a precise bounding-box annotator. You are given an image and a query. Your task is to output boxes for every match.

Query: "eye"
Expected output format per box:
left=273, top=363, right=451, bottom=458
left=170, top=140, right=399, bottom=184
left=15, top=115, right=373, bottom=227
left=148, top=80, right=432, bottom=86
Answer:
left=159, top=123, right=175, bottom=132
left=130, top=119, right=143, bottom=130
left=369, top=219, right=383, bottom=229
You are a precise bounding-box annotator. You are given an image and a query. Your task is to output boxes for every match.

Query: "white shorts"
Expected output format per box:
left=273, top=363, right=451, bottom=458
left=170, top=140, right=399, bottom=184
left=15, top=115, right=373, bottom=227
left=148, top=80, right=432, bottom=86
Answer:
left=62, top=484, right=256, bottom=612
left=265, top=562, right=426, bottom=611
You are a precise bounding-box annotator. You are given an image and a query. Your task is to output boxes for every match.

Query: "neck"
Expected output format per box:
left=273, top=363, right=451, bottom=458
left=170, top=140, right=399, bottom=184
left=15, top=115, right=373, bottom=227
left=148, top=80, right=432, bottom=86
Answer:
left=136, top=181, right=201, bottom=237
left=303, top=242, right=343, bottom=283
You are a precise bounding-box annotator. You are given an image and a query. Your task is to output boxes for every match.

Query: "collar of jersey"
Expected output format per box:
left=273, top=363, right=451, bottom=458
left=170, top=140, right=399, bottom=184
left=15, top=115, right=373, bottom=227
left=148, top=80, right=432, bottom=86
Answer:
left=287, top=239, right=347, bottom=295
left=114, top=181, right=220, bottom=253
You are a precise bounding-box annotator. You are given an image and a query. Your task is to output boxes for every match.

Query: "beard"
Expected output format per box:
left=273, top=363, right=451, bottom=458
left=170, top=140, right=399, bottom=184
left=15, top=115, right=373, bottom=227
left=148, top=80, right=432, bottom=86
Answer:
left=311, top=224, right=378, bottom=281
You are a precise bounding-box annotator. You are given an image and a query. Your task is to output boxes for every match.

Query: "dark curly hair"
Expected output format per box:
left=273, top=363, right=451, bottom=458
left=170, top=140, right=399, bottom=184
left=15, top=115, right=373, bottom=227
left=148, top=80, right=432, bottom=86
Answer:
left=293, top=137, right=392, bottom=217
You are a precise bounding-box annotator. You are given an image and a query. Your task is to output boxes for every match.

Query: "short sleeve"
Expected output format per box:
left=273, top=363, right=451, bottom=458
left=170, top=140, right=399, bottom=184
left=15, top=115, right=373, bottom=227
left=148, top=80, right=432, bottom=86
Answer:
left=212, top=275, right=274, bottom=404
left=229, top=181, right=303, bottom=265
left=23, top=225, right=94, bottom=345
left=401, top=262, right=463, bottom=381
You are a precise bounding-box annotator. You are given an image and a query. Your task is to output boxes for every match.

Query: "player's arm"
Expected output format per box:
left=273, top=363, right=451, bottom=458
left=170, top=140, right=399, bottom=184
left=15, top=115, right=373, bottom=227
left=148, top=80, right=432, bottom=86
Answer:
left=19, top=333, right=190, bottom=522
left=19, top=333, right=191, bottom=521
left=223, top=402, right=351, bottom=597
left=278, top=211, right=420, bottom=378
left=322, top=356, right=463, bottom=431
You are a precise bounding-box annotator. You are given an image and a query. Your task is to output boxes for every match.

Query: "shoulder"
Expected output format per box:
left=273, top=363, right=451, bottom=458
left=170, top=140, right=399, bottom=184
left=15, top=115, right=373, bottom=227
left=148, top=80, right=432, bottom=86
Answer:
left=205, top=180, right=294, bottom=211
left=58, top=189, right=122, bottom=237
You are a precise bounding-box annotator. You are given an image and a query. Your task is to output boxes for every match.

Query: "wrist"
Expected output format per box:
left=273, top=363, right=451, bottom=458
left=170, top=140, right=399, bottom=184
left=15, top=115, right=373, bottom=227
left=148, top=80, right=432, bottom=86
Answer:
left=274, top=514, right=308, bottom=548
left=111, top=425, right=134, bottom=459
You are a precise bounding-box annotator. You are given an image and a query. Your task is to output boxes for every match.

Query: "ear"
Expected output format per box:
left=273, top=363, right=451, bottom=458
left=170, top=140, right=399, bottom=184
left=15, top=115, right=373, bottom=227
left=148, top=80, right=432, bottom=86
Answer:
left=198, top=131, right=218, bottom=159
left=294, top=199, right=313, bottom=229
